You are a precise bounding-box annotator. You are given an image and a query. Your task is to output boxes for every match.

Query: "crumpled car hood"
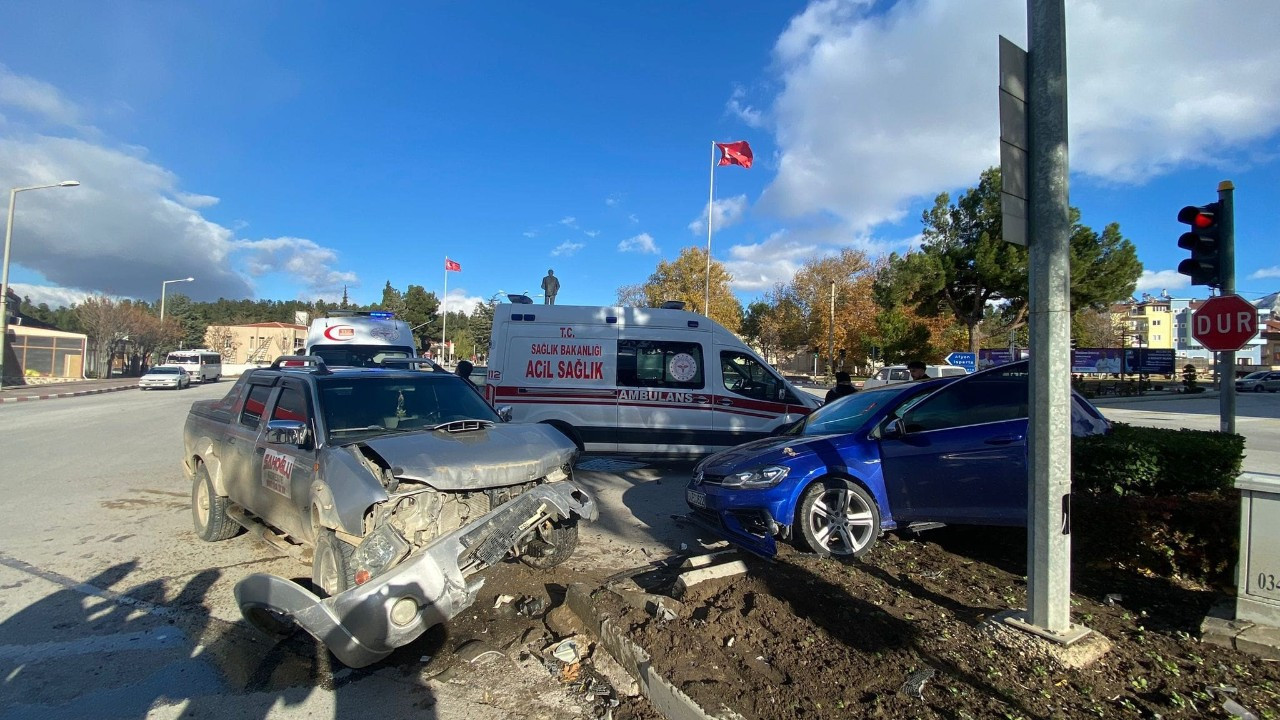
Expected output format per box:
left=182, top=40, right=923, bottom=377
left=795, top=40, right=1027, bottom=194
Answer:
left=355, top=423, right=577, bottom=490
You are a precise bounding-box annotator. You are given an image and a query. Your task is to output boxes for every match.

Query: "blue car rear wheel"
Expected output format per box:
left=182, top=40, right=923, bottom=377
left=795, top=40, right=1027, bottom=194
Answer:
left=795, top=479, right=880, bottom=559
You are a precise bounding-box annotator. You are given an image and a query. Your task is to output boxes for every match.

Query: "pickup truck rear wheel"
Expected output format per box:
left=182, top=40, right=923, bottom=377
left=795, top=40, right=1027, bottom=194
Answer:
left=192, top=464, right=239, bottom=542
left=312, top=530, right=357, bottom=597
left=518, top=518, right=579, bottom=569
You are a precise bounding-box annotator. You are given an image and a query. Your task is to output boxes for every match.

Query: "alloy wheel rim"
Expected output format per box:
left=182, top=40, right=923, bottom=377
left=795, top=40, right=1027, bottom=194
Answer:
left=195, top=478, right=211, bottom=529
left=317, top=547, right=340, bottom=595
left=809, top=488, right=874, bottom=555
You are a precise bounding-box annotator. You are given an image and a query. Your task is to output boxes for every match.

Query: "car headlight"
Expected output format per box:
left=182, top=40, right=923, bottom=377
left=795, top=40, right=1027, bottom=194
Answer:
left=721, top=465, right=790, bottom=489
left=353, top=524, right=411, bottom=582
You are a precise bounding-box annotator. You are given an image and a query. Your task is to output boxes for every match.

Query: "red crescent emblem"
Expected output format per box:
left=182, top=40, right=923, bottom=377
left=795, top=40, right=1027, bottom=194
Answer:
left=323, top=325, right=354, bottom=341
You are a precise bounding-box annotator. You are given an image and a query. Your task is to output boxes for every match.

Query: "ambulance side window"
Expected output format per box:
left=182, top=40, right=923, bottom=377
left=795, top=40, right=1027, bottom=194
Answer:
left=617, top=340, right=704, bottom=390
left=720, top=351, right=791, bottom=403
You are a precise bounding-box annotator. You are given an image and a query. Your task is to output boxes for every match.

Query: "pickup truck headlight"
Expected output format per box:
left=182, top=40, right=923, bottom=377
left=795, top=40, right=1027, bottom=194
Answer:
left=353, top=524, right=411, bottom=582
left=721, top=465, right=790, bottom=489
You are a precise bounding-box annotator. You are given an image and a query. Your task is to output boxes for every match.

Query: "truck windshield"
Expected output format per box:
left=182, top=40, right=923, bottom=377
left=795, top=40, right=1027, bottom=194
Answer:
left=310, top=345, right=414, bottom=368
left=318, top=376, right=499, bottom=439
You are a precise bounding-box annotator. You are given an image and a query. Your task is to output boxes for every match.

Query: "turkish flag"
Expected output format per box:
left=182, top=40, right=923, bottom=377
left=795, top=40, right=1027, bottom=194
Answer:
left=716, top=141, right=753, bottom=169
left=445, top=258, right=461, bottom=272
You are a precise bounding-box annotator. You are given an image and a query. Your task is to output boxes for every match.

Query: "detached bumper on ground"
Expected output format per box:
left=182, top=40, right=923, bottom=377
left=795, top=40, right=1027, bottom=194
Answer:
left=233, top=481, right=598, bottom=668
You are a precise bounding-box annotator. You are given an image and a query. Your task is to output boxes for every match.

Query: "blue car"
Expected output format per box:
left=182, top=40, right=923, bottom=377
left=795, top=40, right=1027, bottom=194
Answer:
left=685, top=361, right=1110, bottom=559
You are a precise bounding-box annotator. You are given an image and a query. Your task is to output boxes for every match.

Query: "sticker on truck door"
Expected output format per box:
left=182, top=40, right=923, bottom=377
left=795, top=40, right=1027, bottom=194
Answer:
left=262, top=449, right=295, bottom=498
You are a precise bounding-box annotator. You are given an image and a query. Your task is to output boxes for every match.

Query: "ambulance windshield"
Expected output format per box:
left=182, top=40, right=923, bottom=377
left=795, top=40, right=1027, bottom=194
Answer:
left=311, top=344, right=414, bottom=368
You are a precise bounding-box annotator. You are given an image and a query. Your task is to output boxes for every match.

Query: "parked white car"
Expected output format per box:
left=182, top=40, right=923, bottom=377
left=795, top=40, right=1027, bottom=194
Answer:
left=862, top=364, right=968, bottom=390
left=139, top=365, right=191, bottom=390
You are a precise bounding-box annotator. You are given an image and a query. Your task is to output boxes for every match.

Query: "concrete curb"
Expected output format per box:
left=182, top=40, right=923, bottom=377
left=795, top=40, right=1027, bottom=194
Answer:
left=0, top=384, right=138, bottom=403
left=566, top=583, right=743, bottom=720
left=1092, top=390, right=1219, bottom=406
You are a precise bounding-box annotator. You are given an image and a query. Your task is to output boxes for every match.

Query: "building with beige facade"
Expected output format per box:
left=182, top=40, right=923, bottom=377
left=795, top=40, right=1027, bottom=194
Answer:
left=1110, top=297, right=1175, bottom=350
left=204, top=322, right=306, bottom=365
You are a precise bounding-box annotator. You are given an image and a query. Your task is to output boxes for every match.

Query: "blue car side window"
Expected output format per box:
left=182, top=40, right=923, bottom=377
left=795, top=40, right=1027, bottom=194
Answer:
left=902, top=376, right=1028, bottom=433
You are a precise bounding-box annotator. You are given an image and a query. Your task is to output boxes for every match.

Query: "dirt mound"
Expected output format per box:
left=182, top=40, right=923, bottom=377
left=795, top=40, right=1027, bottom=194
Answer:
left=594, top=514, right=1278, bottom=719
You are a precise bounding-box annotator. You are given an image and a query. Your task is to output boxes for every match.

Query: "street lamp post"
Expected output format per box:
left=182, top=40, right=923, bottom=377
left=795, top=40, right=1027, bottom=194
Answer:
left=0, top=180, right=80, bottom=386
left=160, top=277, right=195, bottom=322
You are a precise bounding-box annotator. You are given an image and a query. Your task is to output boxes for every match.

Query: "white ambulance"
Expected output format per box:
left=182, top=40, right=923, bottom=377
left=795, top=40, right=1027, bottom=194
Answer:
left=305, top=311, right=417, bottom=367
left=485, top=303, right=820, bottom=455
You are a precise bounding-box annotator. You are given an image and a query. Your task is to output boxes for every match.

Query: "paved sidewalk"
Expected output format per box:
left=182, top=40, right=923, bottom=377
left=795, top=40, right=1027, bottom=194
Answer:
left=1090, top=389, right=1220, bottom=406
left=0, top=377, right=140, bottom=403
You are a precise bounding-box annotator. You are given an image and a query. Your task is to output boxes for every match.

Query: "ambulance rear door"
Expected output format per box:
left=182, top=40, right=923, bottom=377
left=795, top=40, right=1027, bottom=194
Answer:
left=499, top=316, right=618, bottom=452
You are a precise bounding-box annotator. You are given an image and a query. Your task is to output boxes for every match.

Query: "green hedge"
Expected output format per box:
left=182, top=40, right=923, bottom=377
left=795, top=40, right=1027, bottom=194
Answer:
left=1072, top=422, right=1245, bottom=497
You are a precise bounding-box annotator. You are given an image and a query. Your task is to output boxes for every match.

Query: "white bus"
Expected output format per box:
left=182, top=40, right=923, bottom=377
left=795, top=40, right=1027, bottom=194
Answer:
left=165, top=350, right=223, bottom=382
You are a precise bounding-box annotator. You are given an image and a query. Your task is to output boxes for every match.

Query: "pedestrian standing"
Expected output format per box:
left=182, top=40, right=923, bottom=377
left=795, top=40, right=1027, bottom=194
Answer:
left=825, top=371, right=857, bottom=403
left=907, top=360, right=930, bottom=381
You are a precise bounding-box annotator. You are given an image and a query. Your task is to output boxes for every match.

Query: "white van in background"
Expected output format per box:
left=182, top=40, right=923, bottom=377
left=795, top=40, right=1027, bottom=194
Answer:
left=165, top=350, right=222, bottom=382
left=486, top=303, right=820, bottom=455
left=305, top=311, right=416, bottom=367
left=861, top=363, right=968, bottom=389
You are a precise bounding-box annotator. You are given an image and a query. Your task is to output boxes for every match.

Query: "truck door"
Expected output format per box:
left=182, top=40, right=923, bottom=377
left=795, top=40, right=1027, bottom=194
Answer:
left=254, top=378, right=319, bottom=541
left=615, top=332, right=711, bottom=453
left=221, top=379, right=276, bottom=518
left=714, top=347, right=806, bottom=448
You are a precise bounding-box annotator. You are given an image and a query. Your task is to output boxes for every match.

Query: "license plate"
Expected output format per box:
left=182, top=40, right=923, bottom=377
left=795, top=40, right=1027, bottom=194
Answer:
left=686, top=489, right=707, bottom=509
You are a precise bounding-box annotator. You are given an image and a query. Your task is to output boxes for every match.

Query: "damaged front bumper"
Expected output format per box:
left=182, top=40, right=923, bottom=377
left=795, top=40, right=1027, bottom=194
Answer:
left=233, top=481, right=598, bottom=668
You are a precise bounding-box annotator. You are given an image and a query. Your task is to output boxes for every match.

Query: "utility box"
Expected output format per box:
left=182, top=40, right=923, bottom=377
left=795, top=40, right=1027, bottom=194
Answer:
left=1236, top=472, right=1280, bottom=626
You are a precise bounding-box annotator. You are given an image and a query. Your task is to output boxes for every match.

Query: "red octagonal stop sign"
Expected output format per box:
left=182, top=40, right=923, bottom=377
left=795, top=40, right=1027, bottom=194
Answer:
left=1192, top=294, right=1259, bottom=352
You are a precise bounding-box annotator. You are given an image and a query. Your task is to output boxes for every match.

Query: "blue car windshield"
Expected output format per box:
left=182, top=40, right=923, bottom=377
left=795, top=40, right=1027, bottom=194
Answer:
left=789, top=386, right=920, bottom=436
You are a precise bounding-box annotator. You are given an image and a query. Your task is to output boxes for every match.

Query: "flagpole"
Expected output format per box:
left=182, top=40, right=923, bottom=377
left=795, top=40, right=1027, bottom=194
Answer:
left=705, top=141, right=716, bottom=317
left=442, top=258, right=449, bottom=363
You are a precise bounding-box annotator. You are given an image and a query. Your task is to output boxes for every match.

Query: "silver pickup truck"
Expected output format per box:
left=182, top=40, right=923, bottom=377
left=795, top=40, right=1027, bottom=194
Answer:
left=182, top=357, right=596, bottom=667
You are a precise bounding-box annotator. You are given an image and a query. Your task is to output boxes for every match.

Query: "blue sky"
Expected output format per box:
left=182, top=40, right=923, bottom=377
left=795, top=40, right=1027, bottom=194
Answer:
left=2, top=0, right=1278, bottom=316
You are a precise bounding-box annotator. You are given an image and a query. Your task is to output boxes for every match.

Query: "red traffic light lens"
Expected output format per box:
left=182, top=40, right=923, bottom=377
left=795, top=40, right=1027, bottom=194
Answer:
left=1178, top=203, right=1219, bottom=228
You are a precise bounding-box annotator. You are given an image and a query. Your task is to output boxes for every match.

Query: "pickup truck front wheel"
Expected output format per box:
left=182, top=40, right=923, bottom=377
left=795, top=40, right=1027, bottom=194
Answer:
left=192, top=464, right=239, bottom=542
left=518, top=518, right=579, bottom=569
left=312, top=530, right=357, bottom=597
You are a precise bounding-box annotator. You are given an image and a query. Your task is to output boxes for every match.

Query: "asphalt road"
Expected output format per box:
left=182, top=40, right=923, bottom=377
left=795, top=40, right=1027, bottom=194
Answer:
left=1094, top=392, right=1280, bottom=474
left=0, top=383, right=704, bottom=720
left=1, top=382, right=1272, bottom=718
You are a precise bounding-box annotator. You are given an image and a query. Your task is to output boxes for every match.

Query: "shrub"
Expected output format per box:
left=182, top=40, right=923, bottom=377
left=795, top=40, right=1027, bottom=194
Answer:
left=1072, top=422, right=1245, bottom=497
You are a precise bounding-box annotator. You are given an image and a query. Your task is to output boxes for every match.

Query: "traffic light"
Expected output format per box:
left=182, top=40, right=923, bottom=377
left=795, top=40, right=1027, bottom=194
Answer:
left=1177, top=203, right=1222, bottom=287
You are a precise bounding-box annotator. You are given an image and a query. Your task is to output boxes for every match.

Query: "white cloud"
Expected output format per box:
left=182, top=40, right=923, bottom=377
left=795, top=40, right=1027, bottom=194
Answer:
left=627, top=213, right=639, bottom=224
left=584, top=230, right=600, bottom=238
left=0, top=64, right=81, bottom=126
left=722, top=230, right=822, bottom=293
left=176, top=192, right=219, bottom=209
left=688, top=194, right=749, bottom=235
left=552, top=241, right=584, bottom=257
left=235, top=237, right=358, bottom=300
left=760, top=0, right=1280, bottom=230
left=1250, top=266, right=1280, bottom=280
left=438, top=289, right=485, bottom=317
left=0, top=66, right=358, bottom=303
left=522, top=230, right=538, bottom=238
left=559, top=216, right=577, bottom=228
left=8, top=283, right=93, bottom=309
left=727, top=85, right=765, bottom=128
left=1133, top=269, right=1191, bottom=293
left=605, top=194, right=622, bottom=207
left=618, top=233, right=658, bottom=254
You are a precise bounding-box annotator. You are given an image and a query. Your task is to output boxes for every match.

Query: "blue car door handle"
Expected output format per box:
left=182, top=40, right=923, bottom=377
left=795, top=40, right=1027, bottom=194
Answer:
left=984, top=435, right=1024, bottom=445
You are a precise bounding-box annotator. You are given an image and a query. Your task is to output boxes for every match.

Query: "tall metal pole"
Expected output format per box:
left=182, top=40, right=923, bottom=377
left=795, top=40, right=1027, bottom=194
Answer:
left=705, top=142, right=716, bottom=317
left=0, top=189, right=18, bottom=385
left=1021, top=0, right=1081, bottom=639
left=442, top=259, right=450, bottom=364
left=161, top=284, right=168, bottom=323
left=1218, top=180, right=1236, bottom=434
left=828, top=281, right=836, bottom=376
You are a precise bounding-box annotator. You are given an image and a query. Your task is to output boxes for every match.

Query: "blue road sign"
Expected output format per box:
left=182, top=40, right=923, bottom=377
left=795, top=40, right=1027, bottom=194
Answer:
left=945, top=352, right=977, bottom=373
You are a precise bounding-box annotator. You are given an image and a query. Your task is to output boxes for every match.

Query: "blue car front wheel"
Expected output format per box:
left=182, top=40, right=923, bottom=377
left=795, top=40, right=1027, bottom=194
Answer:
left=795, top=479, right=880, bottom=559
